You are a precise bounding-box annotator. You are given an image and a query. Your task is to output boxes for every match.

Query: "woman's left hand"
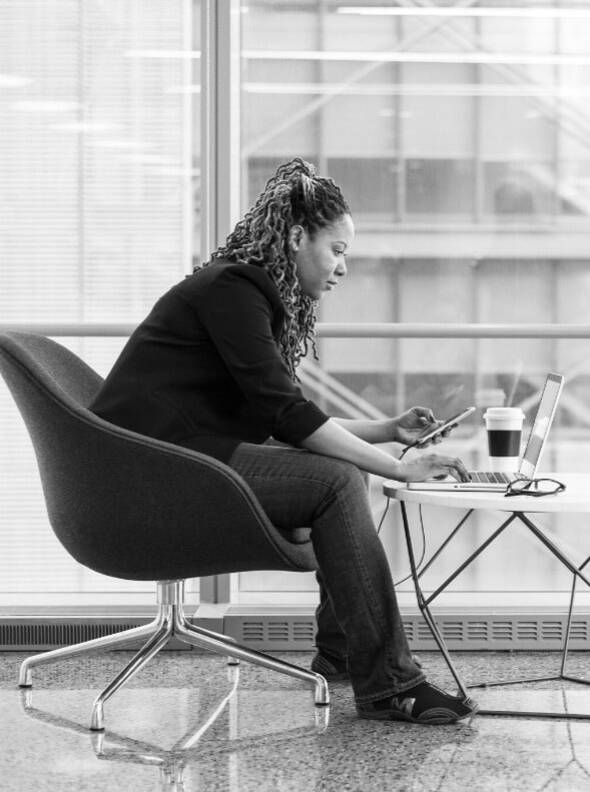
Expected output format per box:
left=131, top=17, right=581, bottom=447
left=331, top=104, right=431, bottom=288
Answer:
left=393, top=406, right=445, bottom=447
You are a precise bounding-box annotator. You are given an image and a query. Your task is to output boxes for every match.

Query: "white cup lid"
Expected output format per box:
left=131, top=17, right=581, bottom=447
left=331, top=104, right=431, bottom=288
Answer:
left=484, top=407, right=524, bottom=418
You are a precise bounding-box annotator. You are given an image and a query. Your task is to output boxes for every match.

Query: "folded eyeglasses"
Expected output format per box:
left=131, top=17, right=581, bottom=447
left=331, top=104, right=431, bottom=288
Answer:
left=504, top=477, right=566, bottom=498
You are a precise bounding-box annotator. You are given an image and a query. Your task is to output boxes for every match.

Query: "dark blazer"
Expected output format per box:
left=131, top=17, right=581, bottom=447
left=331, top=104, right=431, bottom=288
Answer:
left=90, top=259, right=329, bottom=463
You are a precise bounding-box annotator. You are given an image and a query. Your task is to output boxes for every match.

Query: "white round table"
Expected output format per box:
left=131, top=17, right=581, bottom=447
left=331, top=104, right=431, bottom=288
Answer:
left=383, top=473, right=590, bottom=514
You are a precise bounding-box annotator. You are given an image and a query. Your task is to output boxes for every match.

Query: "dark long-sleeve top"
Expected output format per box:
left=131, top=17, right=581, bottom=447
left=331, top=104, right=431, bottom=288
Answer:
left=89, top=259, right=330, bottom=463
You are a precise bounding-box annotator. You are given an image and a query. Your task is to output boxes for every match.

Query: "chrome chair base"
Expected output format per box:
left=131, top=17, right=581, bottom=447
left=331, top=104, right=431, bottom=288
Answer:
left=18, top=580, right=329, bottom=730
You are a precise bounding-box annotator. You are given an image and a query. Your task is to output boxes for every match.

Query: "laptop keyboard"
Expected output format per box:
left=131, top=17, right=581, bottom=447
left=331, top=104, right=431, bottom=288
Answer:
left=469, top=471, right=513, bottom=484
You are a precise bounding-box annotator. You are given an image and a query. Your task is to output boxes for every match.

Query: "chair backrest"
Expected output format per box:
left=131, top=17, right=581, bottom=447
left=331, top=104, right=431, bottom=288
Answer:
left=0, top=332, right=104, bottom=406
left=0, top=332, right=317, bottom=580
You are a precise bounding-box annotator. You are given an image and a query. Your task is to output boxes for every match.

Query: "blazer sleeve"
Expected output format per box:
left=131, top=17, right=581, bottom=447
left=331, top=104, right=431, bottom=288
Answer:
left=189, top=266, right=330, bottom=445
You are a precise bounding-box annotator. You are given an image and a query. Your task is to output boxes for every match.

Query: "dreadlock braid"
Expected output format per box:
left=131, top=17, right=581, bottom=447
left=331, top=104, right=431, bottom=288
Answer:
left=195, top=158, right=350, bottom=380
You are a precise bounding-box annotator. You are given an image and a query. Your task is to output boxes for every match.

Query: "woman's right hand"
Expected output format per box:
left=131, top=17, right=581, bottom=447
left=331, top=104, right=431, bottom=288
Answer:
left=397, top=452, right=471, bottom=483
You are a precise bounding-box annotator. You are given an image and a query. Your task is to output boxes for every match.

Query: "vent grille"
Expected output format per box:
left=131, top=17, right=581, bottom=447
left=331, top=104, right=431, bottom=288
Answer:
left=417, top=622, right=432, bottom=641
left=542, top=621, right=563, bottom=641
left=227, top=616, right=316, bottom=650
left=492, top=621, right=513, bottom=641
left=241, top=622, right=265, bottom=642
left=570, top=621, right=589, bottom=641
left=0, top=622, right=139, bottom=650
left=442, top=621, right=464, bottom=641
left=467, top=622, right=488, bottom=641
left=0, top=621, right=189, bottom=651
left=3, top=612, right=590, bottom=652
left=408, top=615, right=590, bottom=651
left=267, top=622, right=289, bottom=641
left=293, top=621, right=315, bottom=642
left=225, top=613, right=590, bottom=651
left=518, top=621, right=538, bottom=641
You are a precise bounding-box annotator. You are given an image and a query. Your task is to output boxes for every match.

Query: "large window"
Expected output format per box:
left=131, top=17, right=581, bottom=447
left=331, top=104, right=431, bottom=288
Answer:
left=0, top=0, right=198, bottom=604
left=2, top=0, right=590, bottom=610
left=238, top=0, right=590, bottom=607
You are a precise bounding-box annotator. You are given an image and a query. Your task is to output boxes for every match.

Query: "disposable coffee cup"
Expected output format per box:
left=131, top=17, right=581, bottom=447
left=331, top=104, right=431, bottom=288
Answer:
left=484, top=407, right=525, bottom=473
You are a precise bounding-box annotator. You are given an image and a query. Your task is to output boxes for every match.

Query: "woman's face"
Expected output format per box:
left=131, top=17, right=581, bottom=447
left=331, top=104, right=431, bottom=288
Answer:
left=291, top=214, right=355, bottom=300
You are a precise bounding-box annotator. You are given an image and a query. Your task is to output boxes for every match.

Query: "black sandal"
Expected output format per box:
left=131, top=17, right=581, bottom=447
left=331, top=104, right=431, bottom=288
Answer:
left=357, top=682, right=478, bottom=725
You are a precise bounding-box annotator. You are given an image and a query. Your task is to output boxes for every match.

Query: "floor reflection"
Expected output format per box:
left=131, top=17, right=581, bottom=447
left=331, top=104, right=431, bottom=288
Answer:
left=7, top=672, right=590, bottom=791
left=17, top=668, right=333, bottom=792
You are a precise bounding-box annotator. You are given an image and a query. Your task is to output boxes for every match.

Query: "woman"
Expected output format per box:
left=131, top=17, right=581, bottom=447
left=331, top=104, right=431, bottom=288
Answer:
left=91, top=158, right=477, bottom=724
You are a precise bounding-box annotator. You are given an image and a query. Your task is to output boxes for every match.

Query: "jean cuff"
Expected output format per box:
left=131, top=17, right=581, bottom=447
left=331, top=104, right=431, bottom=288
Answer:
left=353, top=670, right=426, bottom=706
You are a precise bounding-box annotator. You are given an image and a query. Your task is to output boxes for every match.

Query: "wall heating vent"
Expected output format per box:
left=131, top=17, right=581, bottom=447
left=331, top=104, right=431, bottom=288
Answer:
left=3, top=612, right=590, bottom=652
left=228, top=617, right=316, bottom=649
left=0, top=620, right=190, bottom=651
left=225, top=612, right=590, bottom=652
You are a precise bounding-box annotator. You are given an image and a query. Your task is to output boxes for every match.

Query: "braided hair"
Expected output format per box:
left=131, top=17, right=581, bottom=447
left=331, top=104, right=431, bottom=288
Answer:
left=195, top=158, right=350, bottom=380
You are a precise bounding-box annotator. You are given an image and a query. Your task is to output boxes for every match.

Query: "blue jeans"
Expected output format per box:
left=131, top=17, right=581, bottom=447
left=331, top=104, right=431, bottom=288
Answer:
left=227, top=442, right=425, bottom=704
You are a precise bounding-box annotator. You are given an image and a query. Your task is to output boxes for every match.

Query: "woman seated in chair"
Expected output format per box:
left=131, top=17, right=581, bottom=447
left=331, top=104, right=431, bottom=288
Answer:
left=90, top=158, right=477, bottom=725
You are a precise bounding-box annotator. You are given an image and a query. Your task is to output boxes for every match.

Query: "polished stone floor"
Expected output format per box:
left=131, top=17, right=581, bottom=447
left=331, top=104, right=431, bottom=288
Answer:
left=1, top=650, right=590, bottom=791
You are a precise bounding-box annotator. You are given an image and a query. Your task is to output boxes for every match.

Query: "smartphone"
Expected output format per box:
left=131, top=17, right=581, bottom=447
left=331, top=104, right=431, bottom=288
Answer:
left=413, top=406, right=476, bottom=447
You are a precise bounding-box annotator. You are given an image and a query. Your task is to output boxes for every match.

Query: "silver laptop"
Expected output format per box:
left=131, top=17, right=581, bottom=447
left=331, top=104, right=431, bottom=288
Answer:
left=407, top=372, right=564, bottom=491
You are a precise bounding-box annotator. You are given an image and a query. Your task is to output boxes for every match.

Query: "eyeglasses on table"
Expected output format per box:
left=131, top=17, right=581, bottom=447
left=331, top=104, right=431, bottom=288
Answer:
left=504, top=477, right=566, bottom=498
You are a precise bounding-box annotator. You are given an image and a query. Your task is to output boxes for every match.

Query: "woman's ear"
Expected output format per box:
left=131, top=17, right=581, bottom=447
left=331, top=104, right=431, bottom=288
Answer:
left=288, top=225, right=304, bottom=253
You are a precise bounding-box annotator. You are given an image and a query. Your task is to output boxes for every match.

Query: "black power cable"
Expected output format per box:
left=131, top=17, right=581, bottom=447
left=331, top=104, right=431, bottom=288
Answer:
left=377, top=499, right=427, bottom=586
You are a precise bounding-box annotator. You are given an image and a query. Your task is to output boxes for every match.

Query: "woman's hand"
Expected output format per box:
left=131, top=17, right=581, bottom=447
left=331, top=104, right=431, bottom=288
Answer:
left=397, top=452, right=471, bottom=483
left=393, top=406, right=447, bottom=447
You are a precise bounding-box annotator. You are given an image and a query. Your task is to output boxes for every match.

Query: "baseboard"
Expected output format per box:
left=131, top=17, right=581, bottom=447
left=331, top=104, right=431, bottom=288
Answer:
left=2, top=607, right=590, bottom=652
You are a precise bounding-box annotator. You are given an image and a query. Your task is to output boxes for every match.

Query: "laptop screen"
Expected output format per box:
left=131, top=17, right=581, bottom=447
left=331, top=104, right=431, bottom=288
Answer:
left=519, top=373, right=564, bottom=479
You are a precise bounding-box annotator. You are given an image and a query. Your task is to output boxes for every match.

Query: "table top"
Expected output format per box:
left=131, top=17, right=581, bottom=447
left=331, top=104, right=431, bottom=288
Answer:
left=383, top=473, right=590, bottom=513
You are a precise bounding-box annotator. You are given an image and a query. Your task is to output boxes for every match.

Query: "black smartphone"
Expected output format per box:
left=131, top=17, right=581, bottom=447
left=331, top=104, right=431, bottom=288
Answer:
left=413, top=406, right=476, bottom=447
